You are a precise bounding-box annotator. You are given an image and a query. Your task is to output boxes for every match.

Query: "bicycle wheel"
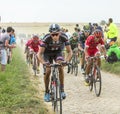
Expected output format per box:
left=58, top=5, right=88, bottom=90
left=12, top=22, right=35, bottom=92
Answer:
left=93, top=65, right=102, bottom=97
left=71, top=59, right=74, bottom=74
left=58, top=82, right=62, bottom=114
left=89, top=74, right=93, bottom=91
left=74, top=56, right=78, bottom=76
left=74, top=65, right=78, bottom=76
left=33, top=55, right=37, bottom=76
left=27, top=56, right=31, bottom=66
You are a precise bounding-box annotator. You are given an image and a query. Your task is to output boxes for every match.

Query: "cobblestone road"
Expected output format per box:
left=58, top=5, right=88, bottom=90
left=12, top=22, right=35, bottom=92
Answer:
left=38, top=66, right=120, bottom=114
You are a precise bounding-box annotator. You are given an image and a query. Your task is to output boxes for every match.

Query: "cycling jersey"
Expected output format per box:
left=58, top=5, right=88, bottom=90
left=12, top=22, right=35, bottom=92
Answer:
left=85, top=35, right=104, bottom=56
left=40, top=32, right=70, bottom=53
left=69, top=37, right=79, bottom=50
left=26, top=39, right=42, bottom=52
left=79, top=32, right=88, bottom=49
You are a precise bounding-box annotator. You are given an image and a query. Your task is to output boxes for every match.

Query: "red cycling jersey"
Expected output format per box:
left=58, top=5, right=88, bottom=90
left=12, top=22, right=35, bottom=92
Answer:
left=26, top=39, right=42, bottom=52
left=85, top=35, right=104, bottom=56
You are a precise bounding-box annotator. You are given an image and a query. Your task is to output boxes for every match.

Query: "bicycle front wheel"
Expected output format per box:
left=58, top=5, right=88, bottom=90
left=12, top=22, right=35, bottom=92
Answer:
left=71, top=59, right=74, bottom=74
left=74, top=65, right=78, bottom=76
left=89, top=74, right=93, bottom=91
left=52, top=80, right=62, bottom=114
left=93, top=65, right=102, bottom=97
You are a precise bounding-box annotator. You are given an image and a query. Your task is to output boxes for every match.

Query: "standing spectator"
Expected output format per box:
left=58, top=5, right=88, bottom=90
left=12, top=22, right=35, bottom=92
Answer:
left=9, top=28, right=16, bottom=62
left=65, top=29, right=71, bottom=39
left=107, top=18, right=118, bottom=42
left=0, top=27, right=15, bottom=71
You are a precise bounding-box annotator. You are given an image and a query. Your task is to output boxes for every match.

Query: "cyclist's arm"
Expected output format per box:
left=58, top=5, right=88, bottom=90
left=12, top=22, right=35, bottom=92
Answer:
left=78, top=43, right=84, bottom=51
left=100, top=39, right=107, bottom=57
left=101, top=45, right=107, bottom=57
left=84, top=46, right=89, bottom=57
left=65, top=45, right=73, bottom=62
left=37, top=46, right=45, bottom=64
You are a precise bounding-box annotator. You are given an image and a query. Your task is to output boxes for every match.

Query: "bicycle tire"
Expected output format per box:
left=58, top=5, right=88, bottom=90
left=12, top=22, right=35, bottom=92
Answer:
left=89, top=74, right=93, bottom=91
left=71, top=59, right=74, bottom=74
left=27, top=56, right=31, bottom=66
left=93, top=65, right=102, bottom=97
left=58, top=82, right=62, bottom=114
left=74, top=65, right=78, bottom=76
left=74, top=55, right=78, bottom=76
left=33, top=54, right=37, bottom=76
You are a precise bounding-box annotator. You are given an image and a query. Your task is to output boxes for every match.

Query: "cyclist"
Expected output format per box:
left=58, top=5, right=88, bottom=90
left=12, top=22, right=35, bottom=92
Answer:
left=25, top=34, right=42, bottom=73
left=84, top=29, right=107, bottom=85
left=38, top=24, right=72, bottom=102
left=79, top=27, right=91, bottom=73
left=69, top=32, right=80, bottom=63
left=69, top=32, right=79, bottom=50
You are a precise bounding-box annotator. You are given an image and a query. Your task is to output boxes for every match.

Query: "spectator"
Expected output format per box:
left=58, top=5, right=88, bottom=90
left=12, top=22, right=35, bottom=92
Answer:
left=0, top=27, right=15, bottom=71
left=107, top=18, right=118, bottom=42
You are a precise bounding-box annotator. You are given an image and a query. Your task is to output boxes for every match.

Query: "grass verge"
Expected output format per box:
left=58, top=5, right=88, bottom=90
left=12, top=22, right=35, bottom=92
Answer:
left=101, top=60, right=120, bottom=75
left=0, top=47, right=50, bottom=114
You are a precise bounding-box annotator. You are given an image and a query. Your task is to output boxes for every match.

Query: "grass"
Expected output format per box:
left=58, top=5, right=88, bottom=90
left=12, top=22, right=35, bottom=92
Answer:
left=0, top=47, right=50, bottom=114
left=101, top=60, right=120, bottom=75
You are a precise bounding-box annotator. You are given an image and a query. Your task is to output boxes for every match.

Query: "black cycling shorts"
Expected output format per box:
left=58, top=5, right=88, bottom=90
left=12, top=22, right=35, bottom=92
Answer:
left=43, top=52, right=63, bottom=63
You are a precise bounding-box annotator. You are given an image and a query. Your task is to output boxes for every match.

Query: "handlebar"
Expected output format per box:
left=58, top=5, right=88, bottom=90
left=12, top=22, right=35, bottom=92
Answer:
left=43, top=62, right=71, bottom=75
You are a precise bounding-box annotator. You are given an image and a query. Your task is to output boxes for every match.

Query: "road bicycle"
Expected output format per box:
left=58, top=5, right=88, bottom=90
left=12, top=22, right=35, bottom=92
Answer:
left=84, top=56, right=102, bottom=97
left=44, top=62, right=71, bottom=114
left=71, top=49, right=79, bottom=76
left=32, top=52, right=38, bottom=76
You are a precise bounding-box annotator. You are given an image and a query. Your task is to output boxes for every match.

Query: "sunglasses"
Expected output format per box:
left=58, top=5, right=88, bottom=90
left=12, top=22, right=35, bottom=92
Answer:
left=51, top=33, right=59, bottom=37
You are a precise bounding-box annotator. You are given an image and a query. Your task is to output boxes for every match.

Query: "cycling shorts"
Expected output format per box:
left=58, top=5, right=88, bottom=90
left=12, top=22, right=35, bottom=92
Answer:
left=44, top=52, right=63, bottom=64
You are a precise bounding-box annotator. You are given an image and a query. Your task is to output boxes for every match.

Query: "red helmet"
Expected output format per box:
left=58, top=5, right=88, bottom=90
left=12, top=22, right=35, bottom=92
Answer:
left=93, top=29, right=102, bottom=38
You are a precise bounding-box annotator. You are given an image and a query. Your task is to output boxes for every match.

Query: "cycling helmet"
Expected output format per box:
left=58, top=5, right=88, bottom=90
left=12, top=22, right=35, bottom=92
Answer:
left=93, top=29, right=102, bottom=38
left=72, top=32, right=79, bottom=37
left=49, top=24, right=60, bottom=33
left=32, top=34, right=39, bottom=40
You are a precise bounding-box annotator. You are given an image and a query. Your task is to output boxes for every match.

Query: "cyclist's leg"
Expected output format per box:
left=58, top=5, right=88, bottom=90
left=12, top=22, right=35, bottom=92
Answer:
left=95, top=51, right=101, bottom=68
left=29, top=49, right=33, bottom=64
left=85, top=49, right=96, bottom=85
left=44, top=67, right=51, bottom=92
left=55, top=53, right=66, bottom=99
left=43, top=54, right=52, bottom=102
left=81, top=51, right=85, bottom=73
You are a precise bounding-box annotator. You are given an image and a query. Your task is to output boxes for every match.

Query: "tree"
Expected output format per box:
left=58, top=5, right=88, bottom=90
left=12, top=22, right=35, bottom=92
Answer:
left=100, top=20, right=106, bottom=25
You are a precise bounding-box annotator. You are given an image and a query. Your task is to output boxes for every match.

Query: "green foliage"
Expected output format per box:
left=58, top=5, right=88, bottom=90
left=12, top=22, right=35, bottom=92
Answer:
left=0, top=48, right=49, bottom=114
left=101, top=60, right=120, bottom=75
left=100, top=20, right=106, bottom=25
